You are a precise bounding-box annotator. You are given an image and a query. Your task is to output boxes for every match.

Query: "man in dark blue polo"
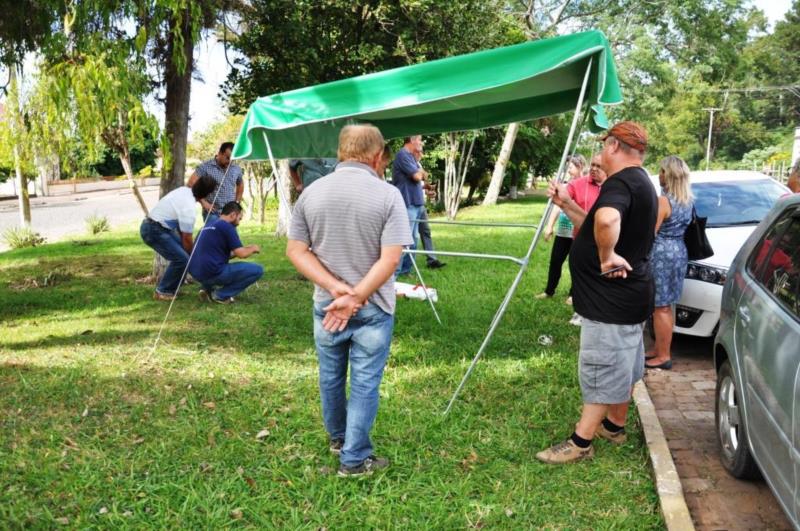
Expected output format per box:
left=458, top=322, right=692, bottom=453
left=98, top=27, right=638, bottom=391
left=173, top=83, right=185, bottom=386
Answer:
left=392, top=135, right=428, bottom=276
left=189, top=202, right=263, bottom=304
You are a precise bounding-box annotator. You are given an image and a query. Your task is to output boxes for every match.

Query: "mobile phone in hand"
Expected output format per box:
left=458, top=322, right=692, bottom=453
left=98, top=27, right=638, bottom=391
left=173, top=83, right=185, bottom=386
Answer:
left=599, top=265, right=626, bottom=277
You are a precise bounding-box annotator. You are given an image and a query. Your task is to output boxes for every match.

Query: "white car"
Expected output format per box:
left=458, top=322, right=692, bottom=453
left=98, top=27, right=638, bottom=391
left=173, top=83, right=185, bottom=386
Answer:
left=661, top=171, right=789, bottom=337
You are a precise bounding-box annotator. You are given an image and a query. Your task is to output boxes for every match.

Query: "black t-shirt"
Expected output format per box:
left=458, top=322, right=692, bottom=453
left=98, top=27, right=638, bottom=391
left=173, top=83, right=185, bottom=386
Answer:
left=569, top=166, right=657, bottom=324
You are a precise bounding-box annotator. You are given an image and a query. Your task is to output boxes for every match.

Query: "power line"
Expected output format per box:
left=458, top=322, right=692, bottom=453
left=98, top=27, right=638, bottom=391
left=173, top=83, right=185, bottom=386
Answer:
left=683, top=84, right=800, bottom=99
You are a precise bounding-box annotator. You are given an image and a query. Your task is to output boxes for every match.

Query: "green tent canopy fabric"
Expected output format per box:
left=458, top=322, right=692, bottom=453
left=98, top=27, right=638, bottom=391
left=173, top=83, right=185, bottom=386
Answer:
left=232, top=30, right=622, bottom=161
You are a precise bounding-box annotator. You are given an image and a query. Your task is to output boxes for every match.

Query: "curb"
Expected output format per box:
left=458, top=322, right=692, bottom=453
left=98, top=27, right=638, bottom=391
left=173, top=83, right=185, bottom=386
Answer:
left=633, top=380, right=695, bottom=531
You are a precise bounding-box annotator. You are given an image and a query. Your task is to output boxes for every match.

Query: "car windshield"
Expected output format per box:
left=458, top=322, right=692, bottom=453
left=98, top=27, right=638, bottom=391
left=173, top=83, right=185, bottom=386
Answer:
left=691, top=179, right=787, bottom=227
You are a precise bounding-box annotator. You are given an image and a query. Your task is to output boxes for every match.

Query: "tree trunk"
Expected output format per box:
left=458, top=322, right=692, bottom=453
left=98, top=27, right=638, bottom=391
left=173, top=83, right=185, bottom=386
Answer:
left=275, top=159, right=292, bottom=236
left=467, top=182, right=476, bottom=202
left=442, top=132, right=475, bottom=220
left=35, top=153, right=57, bottom=197
left=483, top=122, right=520, bottom=206
left=160, top=9, right=194, bottom=198
left=8, top=66, right=30, bottom=226
left=509, top=170, right=520, bottom=199
left=14, top=144, right=30, bottom=226
left=119, top=149, right=149, bottom=215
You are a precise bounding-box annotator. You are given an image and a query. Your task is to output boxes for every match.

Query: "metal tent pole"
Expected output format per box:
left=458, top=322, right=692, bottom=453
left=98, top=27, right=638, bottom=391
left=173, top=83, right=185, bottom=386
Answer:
left=412, top=219, right=539, bottom=229
left=408, top=252, right=442, bottom=324
left=403, top=249, right=525, bottom=265
left=262, top=131, right=294, bottom=221
left=443, top=57, right=595, bottom=415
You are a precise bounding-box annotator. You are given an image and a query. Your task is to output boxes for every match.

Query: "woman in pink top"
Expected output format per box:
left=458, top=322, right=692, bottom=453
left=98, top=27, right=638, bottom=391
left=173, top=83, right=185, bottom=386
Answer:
left=538, top=155, right=587, bottom=304
left=562, top=154, right=607, bottom=324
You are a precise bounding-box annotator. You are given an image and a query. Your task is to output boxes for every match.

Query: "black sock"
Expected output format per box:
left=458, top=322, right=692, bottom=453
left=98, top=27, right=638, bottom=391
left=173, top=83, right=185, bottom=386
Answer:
left=570, top=432, right=592, bottom=448
left=602, top=418, right=625, bottom=433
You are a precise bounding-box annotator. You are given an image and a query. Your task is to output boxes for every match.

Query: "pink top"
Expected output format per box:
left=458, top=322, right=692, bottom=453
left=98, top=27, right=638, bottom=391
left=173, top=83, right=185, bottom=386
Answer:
left=567, top=175, right=602, bottom=236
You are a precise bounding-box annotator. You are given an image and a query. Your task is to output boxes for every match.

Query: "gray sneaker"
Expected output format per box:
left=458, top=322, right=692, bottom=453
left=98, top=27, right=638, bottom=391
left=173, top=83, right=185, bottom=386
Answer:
left=337, top=455, right=389, bottom=477
left=329, top=438, right=344, bottom=455
left=213, top=296, right=235, bottom=304
left=198, top=289, right=211, bottom=303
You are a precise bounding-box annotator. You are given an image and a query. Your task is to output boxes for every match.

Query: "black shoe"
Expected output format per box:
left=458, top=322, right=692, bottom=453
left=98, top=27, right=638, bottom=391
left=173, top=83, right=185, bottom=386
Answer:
left=337, top=455, right=389, bottom=477
left=329, top=438, right=344, bottom=455
left=427, top=260, right=446, bottom=269
left=645, top=359, right=672, bottom=370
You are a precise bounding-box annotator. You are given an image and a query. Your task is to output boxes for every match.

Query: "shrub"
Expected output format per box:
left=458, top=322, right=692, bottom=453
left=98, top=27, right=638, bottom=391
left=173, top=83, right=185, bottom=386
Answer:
left=86, top=214, right=111, bottom=235
left=2, top=226, right=46, bottom=249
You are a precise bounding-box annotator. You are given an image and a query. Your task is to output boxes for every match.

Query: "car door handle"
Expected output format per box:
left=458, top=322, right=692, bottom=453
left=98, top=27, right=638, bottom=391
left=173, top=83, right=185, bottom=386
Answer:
left=738, top=306, right=751, bottom=326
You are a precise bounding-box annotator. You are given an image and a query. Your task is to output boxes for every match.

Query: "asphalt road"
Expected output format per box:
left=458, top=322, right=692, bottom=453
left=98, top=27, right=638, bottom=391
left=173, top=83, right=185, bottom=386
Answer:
left=0, top=186, right=161, bottom=251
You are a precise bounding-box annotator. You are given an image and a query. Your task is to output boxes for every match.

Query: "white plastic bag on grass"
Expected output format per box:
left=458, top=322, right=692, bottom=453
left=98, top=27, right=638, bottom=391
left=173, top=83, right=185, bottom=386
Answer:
left=395, top=281, right=438, bottom=302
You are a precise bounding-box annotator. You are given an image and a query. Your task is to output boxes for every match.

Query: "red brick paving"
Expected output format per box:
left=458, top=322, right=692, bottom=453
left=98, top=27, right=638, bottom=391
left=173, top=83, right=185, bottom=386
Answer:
left=643, top=334, right=793, bottom=531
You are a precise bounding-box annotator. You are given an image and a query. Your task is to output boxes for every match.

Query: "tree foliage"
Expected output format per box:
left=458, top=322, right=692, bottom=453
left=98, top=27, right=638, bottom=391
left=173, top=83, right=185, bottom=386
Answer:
left=187, top=114, right=244, bottom=161
left=223, top=0, right=523, bottom=113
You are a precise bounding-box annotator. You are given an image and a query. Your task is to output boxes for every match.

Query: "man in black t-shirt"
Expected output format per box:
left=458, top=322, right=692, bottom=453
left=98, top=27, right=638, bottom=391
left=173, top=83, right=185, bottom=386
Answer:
left=537, top=121, right=657, bottom=464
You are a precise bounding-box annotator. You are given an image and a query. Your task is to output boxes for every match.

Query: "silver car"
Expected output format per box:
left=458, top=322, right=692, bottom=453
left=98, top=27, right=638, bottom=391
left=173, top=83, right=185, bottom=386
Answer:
left=714, top=192, right=800, bottom=528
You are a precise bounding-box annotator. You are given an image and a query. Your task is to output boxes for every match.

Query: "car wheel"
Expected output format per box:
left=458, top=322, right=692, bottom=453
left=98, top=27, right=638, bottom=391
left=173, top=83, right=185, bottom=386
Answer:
left=715, top=359, right=760, bottom=479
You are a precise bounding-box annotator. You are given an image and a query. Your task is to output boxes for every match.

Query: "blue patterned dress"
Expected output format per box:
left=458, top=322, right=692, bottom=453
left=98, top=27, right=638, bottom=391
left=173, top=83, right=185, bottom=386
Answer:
left=650, top=194, right=693, bottom=306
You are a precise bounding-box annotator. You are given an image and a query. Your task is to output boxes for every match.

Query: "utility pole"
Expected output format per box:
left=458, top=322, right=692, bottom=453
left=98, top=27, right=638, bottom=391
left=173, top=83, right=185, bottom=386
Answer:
left=703, top=107, right=723, bottom=171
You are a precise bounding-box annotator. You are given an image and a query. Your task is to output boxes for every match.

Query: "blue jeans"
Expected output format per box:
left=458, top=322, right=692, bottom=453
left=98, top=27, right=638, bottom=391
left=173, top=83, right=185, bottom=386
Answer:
left=140, top=219, right=188, bottom=295
left=396, top=204, right=424, bottom=275
left=313, top=300, right=394, bottom=467
left=199, top=262, right=264, bottom=300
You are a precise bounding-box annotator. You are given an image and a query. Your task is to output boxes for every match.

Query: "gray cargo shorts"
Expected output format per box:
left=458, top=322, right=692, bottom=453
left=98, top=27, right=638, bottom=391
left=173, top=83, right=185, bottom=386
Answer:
left=578, top=317, right=645, bottom=404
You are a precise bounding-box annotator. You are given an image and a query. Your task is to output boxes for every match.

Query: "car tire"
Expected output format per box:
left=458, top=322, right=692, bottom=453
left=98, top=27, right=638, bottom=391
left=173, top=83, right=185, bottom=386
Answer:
left=715, top=359, right=760, bottom=479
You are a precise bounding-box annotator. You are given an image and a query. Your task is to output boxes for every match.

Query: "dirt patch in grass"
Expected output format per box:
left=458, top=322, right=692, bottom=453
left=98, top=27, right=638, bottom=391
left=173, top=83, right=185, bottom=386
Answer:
left=8, top=268, right=74, bottom=291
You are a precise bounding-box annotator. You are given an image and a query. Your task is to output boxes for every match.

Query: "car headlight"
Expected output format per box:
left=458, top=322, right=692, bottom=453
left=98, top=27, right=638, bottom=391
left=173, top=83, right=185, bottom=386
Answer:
left=686, top=262, right=728, bottom=285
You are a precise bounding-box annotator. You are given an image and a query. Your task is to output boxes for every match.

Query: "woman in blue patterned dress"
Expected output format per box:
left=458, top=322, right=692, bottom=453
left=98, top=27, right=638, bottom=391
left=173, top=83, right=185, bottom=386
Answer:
left=646, top=156, right=694, bottom=370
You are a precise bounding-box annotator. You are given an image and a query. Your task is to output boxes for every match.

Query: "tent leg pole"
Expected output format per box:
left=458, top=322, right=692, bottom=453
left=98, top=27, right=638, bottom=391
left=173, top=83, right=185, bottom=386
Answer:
left=443, top=58, right=595, bottom=415
left=408, top=251, right=442, bottom=325
left=443, top=257, right=527, bottom=415
left=261, top=131, right=293, bottom=218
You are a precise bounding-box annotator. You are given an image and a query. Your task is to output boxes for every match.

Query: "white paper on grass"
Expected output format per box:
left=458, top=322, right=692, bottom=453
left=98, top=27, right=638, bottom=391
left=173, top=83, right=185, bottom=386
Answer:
left=395, top=281, right=438, bottom=303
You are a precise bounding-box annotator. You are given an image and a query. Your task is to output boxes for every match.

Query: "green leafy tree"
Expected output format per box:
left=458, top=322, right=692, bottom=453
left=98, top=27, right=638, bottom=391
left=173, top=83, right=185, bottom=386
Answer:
left=0, top=0, right=59, bottom=225
left=92, top=129, right=159, bottom=177
left=35, top=36, right=158, bottom=214
left=57, top=0, right=236, bottom=197
left=187, top=114, right=244, bottom=161
left=223, top=0, right=522, bottom=113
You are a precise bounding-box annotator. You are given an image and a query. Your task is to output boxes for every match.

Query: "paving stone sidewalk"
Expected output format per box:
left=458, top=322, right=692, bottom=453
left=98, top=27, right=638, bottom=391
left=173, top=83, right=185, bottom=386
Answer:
left=643, top=334, right=792, bottom=531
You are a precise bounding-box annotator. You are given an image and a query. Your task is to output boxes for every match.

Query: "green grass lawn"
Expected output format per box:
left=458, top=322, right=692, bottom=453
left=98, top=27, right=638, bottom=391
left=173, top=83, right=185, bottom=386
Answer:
left=0, top=194, right=662, bottom=529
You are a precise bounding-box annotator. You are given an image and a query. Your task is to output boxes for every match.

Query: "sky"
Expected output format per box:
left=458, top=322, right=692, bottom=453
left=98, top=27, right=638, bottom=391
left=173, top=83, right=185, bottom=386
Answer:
left=186, top=34, right=237, bottom=140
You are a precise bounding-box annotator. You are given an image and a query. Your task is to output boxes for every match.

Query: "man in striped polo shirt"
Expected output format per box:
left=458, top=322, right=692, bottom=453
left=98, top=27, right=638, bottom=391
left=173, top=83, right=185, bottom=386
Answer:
left=286, top=124, right=412, bottom=477
left=188, top=142, right=244, bottom=223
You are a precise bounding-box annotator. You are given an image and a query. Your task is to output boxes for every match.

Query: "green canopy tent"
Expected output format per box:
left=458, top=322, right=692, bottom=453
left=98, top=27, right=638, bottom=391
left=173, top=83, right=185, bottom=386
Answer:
left=232, top=30, right=620, bottom=160
left=231, top=29, right=623, bottom=413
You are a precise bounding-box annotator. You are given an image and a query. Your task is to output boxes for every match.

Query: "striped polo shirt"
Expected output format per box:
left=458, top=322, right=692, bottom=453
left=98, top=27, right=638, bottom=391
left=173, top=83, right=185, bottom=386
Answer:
left=288, top=161, right=413, bottom=314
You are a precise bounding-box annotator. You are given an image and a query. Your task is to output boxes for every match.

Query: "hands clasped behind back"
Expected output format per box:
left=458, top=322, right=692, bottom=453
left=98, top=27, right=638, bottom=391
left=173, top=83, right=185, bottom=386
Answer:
left=321, top=280, right=369, bottom=332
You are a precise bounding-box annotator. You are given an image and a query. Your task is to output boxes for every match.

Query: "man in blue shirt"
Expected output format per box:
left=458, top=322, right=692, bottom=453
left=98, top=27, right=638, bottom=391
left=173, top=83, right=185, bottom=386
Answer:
left=189, top=202, right=263, bottom=304
left=289, top=158, right=338, bottom=192
left=392, top=136, right=429, bottom=276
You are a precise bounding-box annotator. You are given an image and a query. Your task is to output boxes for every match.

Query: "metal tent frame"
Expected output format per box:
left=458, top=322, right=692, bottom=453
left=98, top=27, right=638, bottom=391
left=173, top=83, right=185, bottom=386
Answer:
left=247, top=58, right=596, bottom=414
